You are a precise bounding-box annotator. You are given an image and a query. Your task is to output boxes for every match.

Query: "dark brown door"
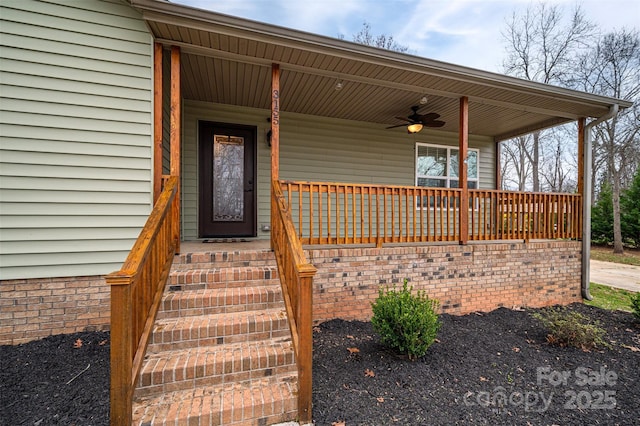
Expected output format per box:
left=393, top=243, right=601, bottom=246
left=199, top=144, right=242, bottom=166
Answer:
left=199, top=121, right=256, bottom=237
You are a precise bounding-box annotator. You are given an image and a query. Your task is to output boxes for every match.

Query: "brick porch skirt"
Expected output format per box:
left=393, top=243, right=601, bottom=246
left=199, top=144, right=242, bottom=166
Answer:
left=0, top=241, right=582, bottom=345
left=0, top=275, right=109, bottom=345
left=306, top=241, right=582, bottom=322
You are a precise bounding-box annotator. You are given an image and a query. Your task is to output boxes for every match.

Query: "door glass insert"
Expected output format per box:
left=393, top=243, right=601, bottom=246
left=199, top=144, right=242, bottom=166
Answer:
left=213, top=135, right=244, bottom=221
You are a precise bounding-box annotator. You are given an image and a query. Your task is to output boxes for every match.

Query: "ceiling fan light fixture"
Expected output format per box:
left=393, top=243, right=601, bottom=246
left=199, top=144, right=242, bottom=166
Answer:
left=407, top=123, right=423, bottom=133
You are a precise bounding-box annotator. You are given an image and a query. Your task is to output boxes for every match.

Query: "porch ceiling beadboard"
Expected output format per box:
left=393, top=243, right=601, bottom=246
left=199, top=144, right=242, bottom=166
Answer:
left=0, top=0, right=154, bottom=280
left=132, top=0, right=632, bottom=142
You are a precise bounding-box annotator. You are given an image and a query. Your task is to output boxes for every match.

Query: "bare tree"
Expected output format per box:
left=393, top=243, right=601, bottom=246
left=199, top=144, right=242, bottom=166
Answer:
left=500, top=135, right=532, bottom=190
left=573, top=29, right=640, bottom=253
left=339, top=22, right=409, bottom=53
left=538, top=125, right=578, bottom=193
left=501, top=3, right=594, bottom=192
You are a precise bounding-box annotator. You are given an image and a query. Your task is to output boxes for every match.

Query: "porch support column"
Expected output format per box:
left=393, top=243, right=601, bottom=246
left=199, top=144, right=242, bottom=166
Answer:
left=271, top=63, right=280, bottom=181
left=577, top=118, right=585, bottom=195
left=170, top=46, right=181, bottom=253
left=153, top=43, right=163, bottom=203
left=582, top=104, right=619, bottom=300
left=270, top=63, right=281, bottom=249
left=458, top=96, right=469, bottom=245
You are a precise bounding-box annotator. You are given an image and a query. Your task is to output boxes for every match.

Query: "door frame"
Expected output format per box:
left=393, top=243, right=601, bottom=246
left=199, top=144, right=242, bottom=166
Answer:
left=198, top=120, right=258, bottom=238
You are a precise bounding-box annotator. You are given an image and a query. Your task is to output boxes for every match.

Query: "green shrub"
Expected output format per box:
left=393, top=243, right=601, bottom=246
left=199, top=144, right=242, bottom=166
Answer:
left=630, top=292, right=640, bottom=321
left=371, top=279, right=440, bottom=360
left=532, top=307, right=610, bottom=350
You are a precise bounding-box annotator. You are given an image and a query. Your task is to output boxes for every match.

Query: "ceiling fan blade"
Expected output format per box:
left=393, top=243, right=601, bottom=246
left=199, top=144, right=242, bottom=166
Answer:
left=424, top=120, right=446, bottom=128
left=418, top=112, right=441, bottom=122
left=385, top=123, right=408, bottom=129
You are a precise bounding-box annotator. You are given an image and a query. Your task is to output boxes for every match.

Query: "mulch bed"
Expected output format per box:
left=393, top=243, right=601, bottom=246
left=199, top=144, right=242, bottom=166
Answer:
left=0, top=331, right=110, bottom=425
left=1, top=304, right=638, bottom=425
left=313, top=303, right=640, bottom=425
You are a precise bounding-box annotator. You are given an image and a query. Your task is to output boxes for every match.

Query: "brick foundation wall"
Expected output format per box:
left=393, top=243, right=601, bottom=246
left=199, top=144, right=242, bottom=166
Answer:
left=0, top=275, right=110, bottom=345
left=306, top=241, right=582, bottom=322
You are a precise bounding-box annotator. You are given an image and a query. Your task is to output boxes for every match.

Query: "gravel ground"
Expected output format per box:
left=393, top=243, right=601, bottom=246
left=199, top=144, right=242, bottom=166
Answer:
left=1, top=304, right=638, bottom=425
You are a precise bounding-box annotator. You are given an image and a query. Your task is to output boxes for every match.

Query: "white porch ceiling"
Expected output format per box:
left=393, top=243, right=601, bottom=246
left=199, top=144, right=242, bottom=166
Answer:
left=132, top=0, right=632, bottom=141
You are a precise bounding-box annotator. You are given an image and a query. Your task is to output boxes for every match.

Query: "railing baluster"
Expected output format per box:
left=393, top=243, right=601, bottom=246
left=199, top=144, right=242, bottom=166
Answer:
left=309, top=183, right=314, bottom=244
left=298, top=183, right=303, bottom=240
left=318, top=185, right=323, bottom=244
left=327, top=185, right=332, bottom=244
left=383, top=188, right=388, bottom=244
left=368, top=186, right=373, bottom=243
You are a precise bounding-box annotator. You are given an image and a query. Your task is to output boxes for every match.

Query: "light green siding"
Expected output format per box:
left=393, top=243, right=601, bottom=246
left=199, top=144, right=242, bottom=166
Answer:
left=0, top=0, right=154, bottom=280
left=182, top=101, right=495, bottom=240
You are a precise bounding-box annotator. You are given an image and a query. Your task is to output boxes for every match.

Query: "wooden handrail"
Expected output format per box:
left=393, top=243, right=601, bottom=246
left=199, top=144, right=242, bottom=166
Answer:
left=271, top=179, right=317, bottom=424
left=280, top=180, right=582, bottom=245
left=106, top=176, right=180, bottom=425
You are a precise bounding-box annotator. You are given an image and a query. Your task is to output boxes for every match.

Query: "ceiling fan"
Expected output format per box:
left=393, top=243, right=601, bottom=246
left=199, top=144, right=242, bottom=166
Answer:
left=386, top=105, right=446, bottom=133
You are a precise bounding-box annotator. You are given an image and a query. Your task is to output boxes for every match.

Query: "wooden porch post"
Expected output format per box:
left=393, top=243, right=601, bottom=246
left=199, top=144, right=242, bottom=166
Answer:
left=271, top=63, right=280, bottom=249
left=153, top=43, right=163, bottom=203
left=297, top=265, right=315, bottom=424
left=577, top=118, right=585, bottom=195
left=109, top=275, right=133, bottom=424
left=170, top=46, right=181, bottom=253
left=459, top=96, right=469, bottom=245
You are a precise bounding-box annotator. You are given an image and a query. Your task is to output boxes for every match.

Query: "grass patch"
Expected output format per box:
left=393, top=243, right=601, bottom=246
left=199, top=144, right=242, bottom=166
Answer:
left=590, top=245, right=640, bottom=266
left=585, top=283, right=635, bottom=312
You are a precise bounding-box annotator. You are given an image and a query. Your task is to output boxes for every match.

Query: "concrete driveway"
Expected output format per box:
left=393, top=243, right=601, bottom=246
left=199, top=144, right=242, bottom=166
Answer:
left=590, top=259, right=640, bottom=293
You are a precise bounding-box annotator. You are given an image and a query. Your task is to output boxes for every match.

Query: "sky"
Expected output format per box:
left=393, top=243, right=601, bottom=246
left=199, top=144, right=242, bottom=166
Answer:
left=173, top=0, right=639, bottom=73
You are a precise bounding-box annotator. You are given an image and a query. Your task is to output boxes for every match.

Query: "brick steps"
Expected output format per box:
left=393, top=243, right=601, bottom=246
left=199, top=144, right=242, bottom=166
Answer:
left=168, top=266, right=279, bottom=291
left=147, top=308, right=291, bottom=353
left=132, top=248, right=297, bottom=425
left=133, top=376, right=297, bottom=426
left=135, top=339, right=296, bottom=398
left=172, top=249, right=277, bottom=271
left=157, top=286, right=284, bottom=320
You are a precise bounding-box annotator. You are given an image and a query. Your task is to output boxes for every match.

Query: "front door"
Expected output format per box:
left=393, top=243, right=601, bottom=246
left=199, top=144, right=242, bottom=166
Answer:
left=198, top=121, right=256, bottom=237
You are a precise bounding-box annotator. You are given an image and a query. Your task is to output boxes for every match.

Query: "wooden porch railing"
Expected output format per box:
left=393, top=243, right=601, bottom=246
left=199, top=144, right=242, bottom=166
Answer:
left=106, top=176, right=180, bottom=425
left=280, top=181, right=462, bottom=245
left=469, top=190, right=582, bottom=241
left=280, top=180, right=582, bottom=245
left=271, top=179, right=317, bottom=424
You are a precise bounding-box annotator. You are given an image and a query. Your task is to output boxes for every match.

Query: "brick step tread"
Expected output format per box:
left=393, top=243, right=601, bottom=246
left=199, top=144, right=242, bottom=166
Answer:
left=136, top=339, right=296, bottom=395
left=132, top=375, right=297, bottom=426
left=157, top=286, right=284, bottom=320
left=168, top=266, right=279, bottom=289
left=172, top=249, right=276, bottom=269
left=148, top=309, right=290, bottom=352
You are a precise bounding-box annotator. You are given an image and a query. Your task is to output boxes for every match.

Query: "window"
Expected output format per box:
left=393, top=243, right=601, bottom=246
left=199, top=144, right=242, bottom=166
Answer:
left=416, top=143, right=479, bottom=189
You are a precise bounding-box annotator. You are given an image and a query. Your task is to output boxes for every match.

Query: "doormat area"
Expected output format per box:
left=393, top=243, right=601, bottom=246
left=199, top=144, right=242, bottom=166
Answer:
left=202, top=238, right=249, bottom=243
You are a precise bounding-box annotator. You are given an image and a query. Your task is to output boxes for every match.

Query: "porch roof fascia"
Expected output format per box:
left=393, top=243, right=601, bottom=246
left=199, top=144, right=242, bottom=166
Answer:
left=130, top=0, right=633, bottom=138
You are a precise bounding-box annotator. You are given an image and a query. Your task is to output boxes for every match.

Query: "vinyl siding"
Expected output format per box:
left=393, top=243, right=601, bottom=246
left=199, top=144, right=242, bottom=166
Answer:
left=0, top=0, right=153, bottom=280
left=182, top=101, right=495, bottom=240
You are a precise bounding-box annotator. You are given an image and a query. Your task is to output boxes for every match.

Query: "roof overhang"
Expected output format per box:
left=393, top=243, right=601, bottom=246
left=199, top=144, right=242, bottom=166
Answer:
left=131, top=0, right=633, bottom=141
